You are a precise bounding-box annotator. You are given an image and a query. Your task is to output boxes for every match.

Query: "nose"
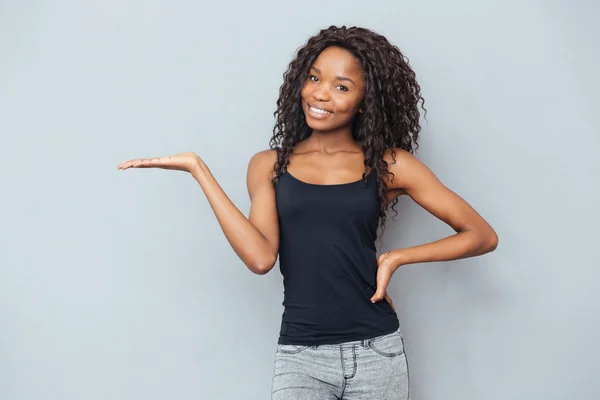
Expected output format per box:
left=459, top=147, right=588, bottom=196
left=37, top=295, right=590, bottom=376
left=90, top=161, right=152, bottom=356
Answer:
left=312, top=85, right=330, bottom=102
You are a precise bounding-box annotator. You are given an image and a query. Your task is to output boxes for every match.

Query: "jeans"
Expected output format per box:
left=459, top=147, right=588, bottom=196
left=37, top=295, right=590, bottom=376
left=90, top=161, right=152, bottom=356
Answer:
left=271, top=327, right=410, bottom=399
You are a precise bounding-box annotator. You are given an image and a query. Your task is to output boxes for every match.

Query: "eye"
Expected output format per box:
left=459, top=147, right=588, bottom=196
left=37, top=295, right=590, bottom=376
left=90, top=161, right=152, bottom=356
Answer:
left=337, top=85, right=349, bottom=92
left=309, top=74, right=319, bottom=82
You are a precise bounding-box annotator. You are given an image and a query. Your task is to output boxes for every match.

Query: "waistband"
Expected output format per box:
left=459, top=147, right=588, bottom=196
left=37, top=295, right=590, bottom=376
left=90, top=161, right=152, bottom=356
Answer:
left=305, top=327, right=402, bottom=349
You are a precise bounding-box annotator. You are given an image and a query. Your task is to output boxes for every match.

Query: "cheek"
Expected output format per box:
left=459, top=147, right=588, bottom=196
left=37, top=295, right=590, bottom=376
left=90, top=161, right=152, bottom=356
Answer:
left=336, top=97, right=361, bottom=114
left=300, top=82, right=311, bottom=99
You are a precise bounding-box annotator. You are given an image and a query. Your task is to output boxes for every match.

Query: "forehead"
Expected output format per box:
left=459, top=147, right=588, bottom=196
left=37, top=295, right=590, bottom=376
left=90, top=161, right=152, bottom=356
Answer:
left=311, top=46, right=364, bottom=79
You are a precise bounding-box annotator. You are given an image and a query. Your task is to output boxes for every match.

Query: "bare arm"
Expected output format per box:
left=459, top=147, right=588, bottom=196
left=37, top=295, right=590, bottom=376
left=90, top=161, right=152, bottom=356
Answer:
left=191, top=151, right=278, bottom=274
left=384, top=148, right=498, bottom=266
left=244, top=150, right=280, bottom=273
left=370, top=148, right=498, bottom=302
left=117, top=150, right=279, bottom=275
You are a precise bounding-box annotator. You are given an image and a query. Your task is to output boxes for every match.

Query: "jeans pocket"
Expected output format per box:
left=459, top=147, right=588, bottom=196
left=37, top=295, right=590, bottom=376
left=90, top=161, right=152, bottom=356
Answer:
left=276, top=344, right=310, bottom=355
left=369, top=333, right=405, bottom=358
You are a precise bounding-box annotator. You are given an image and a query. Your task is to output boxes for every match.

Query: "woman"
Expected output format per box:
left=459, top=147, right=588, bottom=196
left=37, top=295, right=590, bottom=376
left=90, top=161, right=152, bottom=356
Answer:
left=118, top=25, right=498, bottom=400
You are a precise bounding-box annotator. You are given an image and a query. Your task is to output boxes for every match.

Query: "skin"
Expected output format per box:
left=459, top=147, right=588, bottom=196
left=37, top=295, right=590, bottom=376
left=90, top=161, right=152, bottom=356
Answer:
left=117, top=45, right=498, bottom=311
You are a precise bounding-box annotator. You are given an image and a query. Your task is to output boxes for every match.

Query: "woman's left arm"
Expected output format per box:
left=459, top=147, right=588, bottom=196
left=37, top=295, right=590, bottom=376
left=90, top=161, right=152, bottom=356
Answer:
left=371, top=148, right=499, bottom=303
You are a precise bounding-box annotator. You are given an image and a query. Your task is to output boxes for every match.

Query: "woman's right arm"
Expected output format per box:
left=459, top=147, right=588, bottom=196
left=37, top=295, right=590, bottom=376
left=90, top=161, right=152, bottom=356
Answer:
left=191, top=149, right=279, bottom=275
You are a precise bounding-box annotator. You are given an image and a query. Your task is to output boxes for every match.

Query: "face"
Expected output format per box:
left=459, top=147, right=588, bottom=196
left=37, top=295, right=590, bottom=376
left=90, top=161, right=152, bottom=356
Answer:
left=300, top=46, right=366, bottom=132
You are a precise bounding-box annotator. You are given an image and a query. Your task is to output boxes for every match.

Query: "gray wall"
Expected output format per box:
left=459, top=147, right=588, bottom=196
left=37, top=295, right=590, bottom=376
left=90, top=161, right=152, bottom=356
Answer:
left=1, top=1, right=598, bottom=399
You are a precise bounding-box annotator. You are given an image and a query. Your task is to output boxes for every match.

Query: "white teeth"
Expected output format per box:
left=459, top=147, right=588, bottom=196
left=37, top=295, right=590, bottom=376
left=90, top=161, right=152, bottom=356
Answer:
left=310, top=106, right=331, bottom=114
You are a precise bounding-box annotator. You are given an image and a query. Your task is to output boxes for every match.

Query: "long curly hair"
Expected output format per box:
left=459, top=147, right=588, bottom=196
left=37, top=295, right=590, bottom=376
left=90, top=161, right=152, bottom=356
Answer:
left=268, top=25, right=426, bottom=236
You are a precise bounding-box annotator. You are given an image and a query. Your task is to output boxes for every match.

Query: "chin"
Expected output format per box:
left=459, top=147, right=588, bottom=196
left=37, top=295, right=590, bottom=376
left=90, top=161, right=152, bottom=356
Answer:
left=305, top=118, right=337, bottom=131
left=306, top=114, right=353, bottom=132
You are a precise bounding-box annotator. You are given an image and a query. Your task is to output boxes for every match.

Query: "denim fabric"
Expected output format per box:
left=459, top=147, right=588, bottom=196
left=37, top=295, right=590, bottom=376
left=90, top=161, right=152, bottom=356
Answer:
left=271, top=327, right=410, bottom=399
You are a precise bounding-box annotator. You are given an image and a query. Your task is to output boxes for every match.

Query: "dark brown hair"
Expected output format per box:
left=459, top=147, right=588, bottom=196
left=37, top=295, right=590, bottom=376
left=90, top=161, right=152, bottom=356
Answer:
left=269, top=25, right=426, bottom=235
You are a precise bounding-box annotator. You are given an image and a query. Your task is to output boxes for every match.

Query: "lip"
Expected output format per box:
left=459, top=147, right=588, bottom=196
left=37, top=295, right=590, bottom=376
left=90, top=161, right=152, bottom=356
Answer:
left=306, top=103, right=334, bottom=120
left=307, top=103, right=333, bottom=113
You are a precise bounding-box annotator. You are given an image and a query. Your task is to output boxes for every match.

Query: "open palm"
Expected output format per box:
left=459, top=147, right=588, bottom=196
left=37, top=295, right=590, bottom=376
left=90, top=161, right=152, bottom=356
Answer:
left=117, top=152, right=201, bottom=173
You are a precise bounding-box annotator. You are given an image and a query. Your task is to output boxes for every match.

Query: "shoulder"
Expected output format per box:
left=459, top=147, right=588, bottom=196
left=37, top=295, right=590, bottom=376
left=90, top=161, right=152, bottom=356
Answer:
left=247, top=149, right=278, bottom=183
left=382, top=148, right=436, bottom=191
left=383, top=147, right=412, bottom=163
left=249, top=149, right=278, bottom=165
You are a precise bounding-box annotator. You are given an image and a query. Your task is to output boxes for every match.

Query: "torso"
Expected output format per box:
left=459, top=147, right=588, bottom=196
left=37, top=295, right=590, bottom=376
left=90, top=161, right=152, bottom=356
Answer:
left=280, top=145, right=407, bottom=205
left=274, top=150, right=399, bottom=344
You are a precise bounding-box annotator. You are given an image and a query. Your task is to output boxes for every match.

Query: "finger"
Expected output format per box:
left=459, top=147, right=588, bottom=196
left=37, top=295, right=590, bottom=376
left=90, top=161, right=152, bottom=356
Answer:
left=135, top=157, right=160, bottom=168
left=117, top=159, right=146, bottom=170
left=118, top=157, right=167, bottom=170
left=384, top=292, right=392, bottom=304
left=384, top=293, right=396, bottom=312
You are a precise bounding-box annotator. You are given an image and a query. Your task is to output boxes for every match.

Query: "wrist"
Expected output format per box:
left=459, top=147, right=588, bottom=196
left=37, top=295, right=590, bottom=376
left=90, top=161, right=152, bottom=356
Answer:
left=390, top=249, right=409, bottom=269
left=190, top=158, right=207, bottom=178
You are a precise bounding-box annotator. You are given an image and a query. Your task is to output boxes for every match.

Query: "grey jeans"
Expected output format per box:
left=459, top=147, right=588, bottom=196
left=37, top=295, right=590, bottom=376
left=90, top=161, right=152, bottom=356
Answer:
left=271, top=328, right=410, bottom=399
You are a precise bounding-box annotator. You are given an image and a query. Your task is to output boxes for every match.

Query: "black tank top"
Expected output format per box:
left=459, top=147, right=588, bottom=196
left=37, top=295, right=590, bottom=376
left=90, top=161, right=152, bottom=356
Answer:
left=275, top=166, right=400, bottom=345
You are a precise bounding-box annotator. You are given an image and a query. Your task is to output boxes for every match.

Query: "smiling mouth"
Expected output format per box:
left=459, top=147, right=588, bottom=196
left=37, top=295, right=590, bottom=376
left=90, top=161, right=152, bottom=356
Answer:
left=308, top=105, right=333, bottom=115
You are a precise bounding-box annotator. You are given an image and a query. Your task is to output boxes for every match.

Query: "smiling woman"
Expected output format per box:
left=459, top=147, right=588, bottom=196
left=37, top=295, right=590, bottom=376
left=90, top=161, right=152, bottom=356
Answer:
left=117, top=25, right=498, bottom=400
left=301, top=47, right=366, bottom=125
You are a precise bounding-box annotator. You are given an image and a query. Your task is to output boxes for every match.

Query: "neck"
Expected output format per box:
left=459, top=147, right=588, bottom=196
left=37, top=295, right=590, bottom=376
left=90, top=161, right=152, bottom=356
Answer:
left=304, top=126, right=360, bottom=154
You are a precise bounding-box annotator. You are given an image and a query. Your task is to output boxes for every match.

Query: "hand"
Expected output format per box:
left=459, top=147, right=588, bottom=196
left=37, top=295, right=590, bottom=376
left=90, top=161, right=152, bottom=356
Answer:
left=371, top=251, right=402, bottom=305
left=117, top=152, right=202, bottom=173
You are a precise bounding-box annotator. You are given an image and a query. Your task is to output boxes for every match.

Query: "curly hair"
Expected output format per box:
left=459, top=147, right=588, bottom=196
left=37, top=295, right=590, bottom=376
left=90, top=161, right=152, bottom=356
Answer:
left=268, top=25, right=426, bottom=237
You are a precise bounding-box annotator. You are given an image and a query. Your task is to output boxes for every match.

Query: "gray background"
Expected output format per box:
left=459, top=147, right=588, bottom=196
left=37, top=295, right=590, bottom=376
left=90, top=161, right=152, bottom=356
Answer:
left=1, top=0, right=598, bottom=399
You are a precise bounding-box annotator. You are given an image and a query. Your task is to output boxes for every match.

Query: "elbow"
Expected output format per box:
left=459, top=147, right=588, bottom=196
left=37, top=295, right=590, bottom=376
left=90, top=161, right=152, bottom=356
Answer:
left=483, top=229, right=499, bottom=253
left=254, top=268, right=271, bottom=276
left=248, top=254, right=277, bottom=275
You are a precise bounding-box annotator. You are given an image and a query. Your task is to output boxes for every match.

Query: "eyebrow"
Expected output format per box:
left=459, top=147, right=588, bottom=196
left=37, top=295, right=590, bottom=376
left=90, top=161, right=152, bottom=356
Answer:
left=311, top=66, right=356, bottom=86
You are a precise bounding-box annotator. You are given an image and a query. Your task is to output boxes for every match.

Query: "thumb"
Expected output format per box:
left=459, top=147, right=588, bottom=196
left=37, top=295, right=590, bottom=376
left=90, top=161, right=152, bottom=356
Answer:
left=370, top=278, right=389, bottom=303
left=371, top=289, right=385, bottom=303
